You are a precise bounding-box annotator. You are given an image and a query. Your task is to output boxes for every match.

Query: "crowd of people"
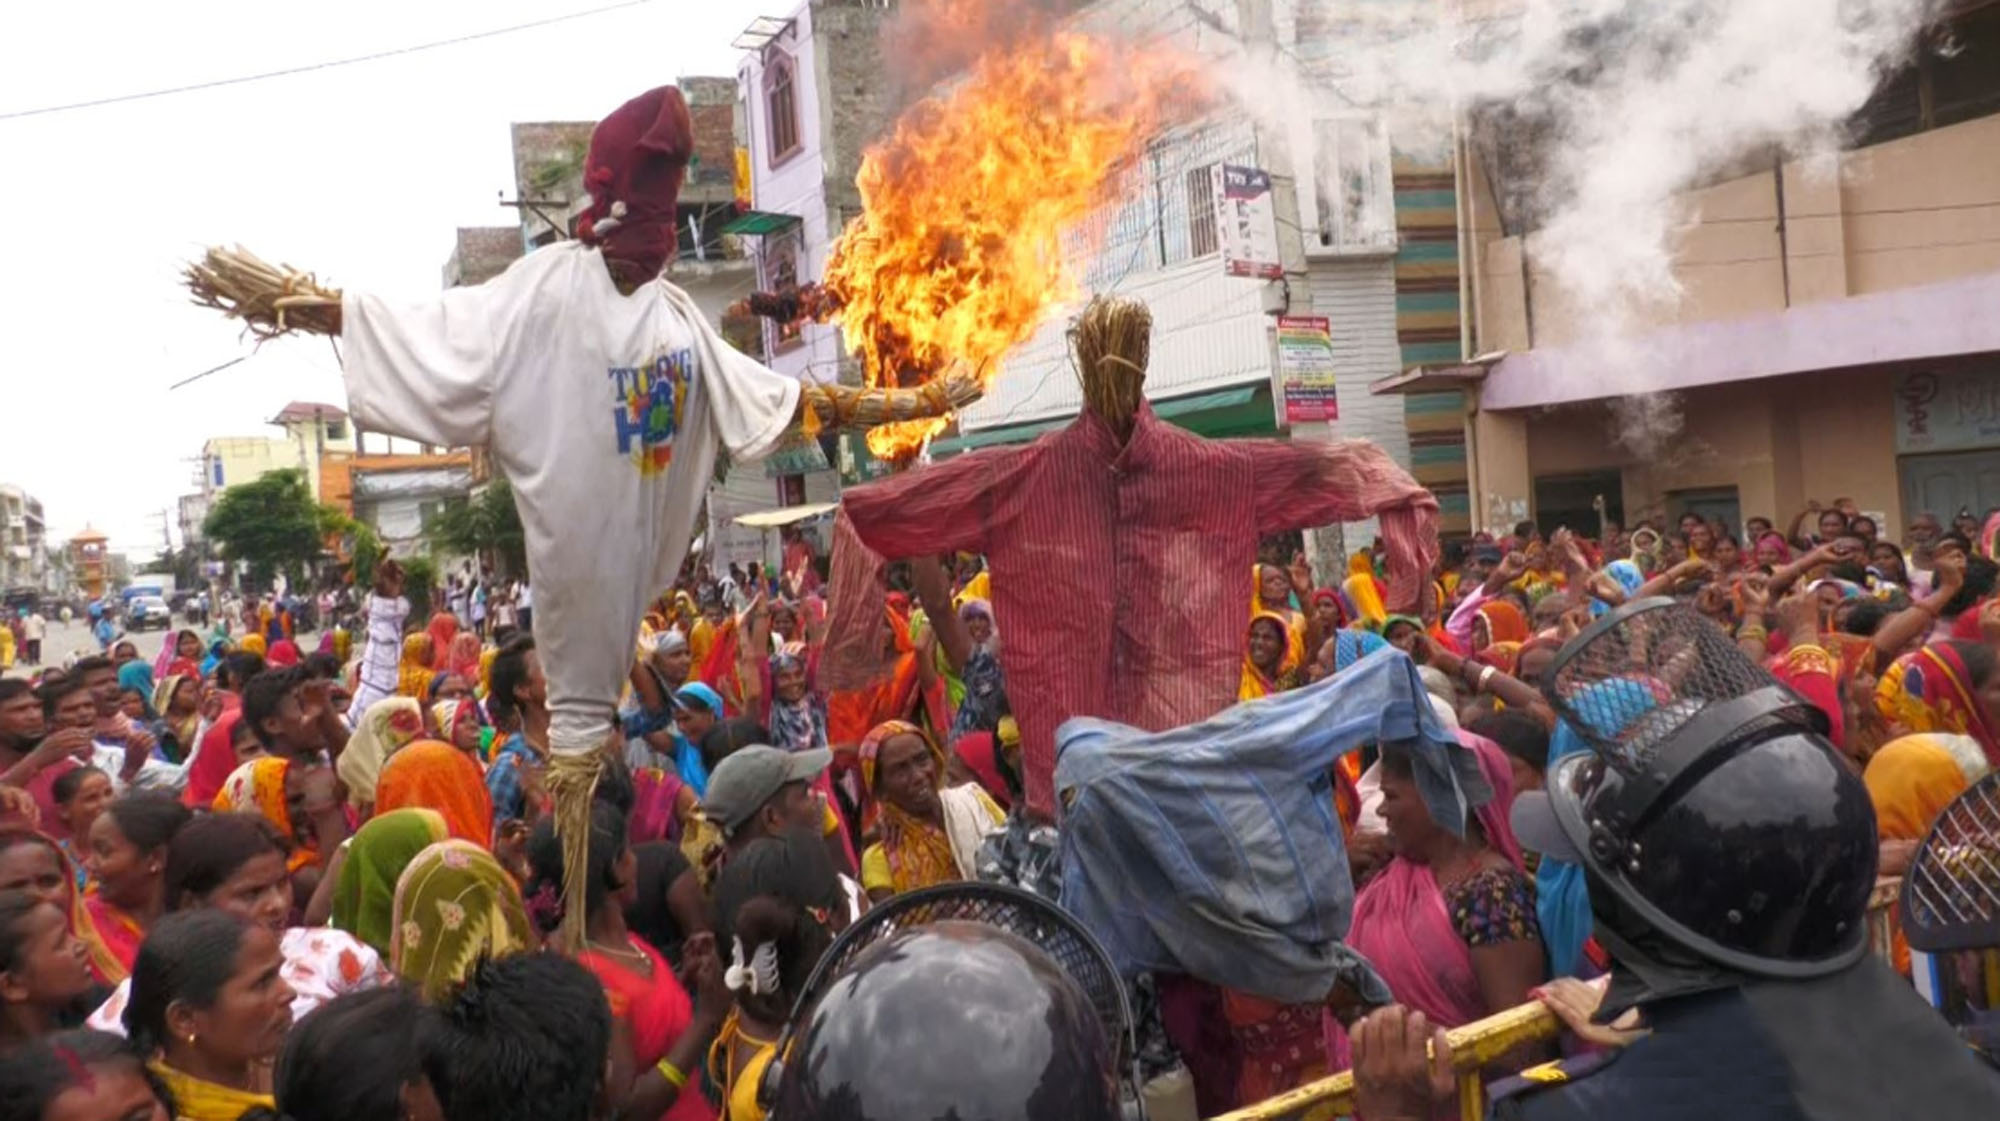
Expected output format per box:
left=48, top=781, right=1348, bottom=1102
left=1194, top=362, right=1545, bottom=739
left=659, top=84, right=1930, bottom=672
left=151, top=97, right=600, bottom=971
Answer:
left=0, top=490, right=1993, bottom=1121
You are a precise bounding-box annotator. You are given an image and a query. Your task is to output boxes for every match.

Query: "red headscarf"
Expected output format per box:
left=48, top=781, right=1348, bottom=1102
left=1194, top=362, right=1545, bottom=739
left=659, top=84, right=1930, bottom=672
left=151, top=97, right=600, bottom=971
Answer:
left=427, top=612, right=460, bottom=671
left=577, top=85, right=694, bottom=281
left=181, top=708, right=243, bottom=809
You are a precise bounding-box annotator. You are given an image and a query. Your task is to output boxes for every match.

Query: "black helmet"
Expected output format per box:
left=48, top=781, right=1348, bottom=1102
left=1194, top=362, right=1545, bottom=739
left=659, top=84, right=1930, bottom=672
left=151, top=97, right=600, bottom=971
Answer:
left=764, top=883, right=1132, bottom=1121
left=1515, top=598, right=1879, bottom=978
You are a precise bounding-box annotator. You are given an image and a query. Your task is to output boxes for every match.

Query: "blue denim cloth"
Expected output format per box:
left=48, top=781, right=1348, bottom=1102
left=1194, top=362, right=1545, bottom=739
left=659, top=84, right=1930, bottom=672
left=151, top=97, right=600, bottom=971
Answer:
left=486, top=733, right=536, bottom=826
left=1053, top=649, right=1486, bottom=1004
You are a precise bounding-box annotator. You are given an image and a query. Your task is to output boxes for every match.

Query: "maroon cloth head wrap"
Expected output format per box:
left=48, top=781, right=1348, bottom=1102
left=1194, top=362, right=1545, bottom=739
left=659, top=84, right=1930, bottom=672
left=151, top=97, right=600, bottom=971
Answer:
left=577, top=85, right=694, bottom=280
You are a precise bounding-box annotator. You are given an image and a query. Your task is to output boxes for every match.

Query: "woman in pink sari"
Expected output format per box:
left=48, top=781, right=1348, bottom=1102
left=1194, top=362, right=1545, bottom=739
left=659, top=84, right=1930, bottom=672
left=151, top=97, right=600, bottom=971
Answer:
left=1326, top=732, right=1545, bottom=1103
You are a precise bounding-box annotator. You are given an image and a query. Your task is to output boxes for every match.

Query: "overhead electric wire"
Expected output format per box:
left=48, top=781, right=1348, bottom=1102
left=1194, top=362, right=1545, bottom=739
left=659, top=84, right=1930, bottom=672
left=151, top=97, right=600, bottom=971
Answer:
left=0, top=0, right=656, bottom=122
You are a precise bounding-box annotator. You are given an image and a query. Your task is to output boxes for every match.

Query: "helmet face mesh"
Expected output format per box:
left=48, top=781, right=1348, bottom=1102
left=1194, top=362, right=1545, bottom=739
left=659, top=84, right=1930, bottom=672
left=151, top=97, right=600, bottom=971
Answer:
left=1546, top=598, right=1797, bottom=777
left=1904, top=771, right=2000, bottom=954
left=803, top=883, right=1129, bottom=1052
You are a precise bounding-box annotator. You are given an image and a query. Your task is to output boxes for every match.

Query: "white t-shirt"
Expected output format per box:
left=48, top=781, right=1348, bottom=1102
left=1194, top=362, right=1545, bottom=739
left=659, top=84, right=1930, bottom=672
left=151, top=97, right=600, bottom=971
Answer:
left=342, top=242, right=800, bottom=755
left=22, top=615, right=42, bottom=641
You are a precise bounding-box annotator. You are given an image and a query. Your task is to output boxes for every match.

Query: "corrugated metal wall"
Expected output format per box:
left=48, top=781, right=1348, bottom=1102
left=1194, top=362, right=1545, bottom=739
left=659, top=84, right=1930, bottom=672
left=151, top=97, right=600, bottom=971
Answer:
left=1307, top=256, right=1409, bottom=547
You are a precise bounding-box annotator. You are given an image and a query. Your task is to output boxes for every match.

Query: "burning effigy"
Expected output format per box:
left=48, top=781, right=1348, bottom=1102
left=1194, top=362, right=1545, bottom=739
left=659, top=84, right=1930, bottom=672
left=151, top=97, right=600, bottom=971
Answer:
left=733, top=11, right=1203, bottom=459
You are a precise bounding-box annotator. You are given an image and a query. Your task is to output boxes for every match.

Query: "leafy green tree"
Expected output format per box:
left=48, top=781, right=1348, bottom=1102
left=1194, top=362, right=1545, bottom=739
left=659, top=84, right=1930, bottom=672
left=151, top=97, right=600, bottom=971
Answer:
left=426, top=479, right=527, bottom=576
left=399, top=555, right=439, bottom=620
left=202, top=469, right=327, bottom=588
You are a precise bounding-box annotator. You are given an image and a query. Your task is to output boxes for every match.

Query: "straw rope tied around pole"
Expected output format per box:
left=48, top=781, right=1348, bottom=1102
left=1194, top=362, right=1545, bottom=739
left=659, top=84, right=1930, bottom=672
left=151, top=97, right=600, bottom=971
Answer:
left=1071, top=296, right=1151, bottom=438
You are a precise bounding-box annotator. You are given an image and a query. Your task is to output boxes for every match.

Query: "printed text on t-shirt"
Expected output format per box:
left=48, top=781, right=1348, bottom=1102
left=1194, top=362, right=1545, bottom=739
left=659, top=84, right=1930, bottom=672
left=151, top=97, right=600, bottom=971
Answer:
left=609, top=348, right=693, bottom=475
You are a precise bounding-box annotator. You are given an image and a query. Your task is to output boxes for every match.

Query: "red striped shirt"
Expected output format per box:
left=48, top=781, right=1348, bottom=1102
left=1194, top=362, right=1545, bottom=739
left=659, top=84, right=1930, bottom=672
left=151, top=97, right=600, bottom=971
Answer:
left=825, top=402, right=1438, bottom=818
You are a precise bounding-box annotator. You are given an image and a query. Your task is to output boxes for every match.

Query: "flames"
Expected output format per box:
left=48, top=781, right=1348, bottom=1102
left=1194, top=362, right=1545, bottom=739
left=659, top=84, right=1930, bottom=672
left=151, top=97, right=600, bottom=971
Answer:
left=821, top=15, right=1202, bottom=459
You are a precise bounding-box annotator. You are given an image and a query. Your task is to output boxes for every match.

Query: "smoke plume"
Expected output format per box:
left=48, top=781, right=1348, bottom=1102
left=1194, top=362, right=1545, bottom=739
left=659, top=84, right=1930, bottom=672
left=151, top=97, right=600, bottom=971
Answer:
left=1208, top=0, right=1939, bottom=445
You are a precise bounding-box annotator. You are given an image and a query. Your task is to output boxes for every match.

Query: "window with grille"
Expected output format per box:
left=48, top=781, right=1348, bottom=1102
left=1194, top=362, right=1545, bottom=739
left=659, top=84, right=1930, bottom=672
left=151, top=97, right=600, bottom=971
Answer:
left=764, top=228, right=805, bottom=354
left=1071, top=121, right=1254, bottom=290
left=765, top=56, right=801, bottom=166
left=1304, top=115, right=1397, bottom=256
left=1185, top=164, right=1219, bottom=258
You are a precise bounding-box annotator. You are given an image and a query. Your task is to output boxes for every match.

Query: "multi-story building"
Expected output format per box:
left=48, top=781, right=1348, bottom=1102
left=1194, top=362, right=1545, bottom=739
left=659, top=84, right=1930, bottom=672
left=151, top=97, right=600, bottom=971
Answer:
left=1434, top=0, right=2000, bottom=538
left=443, top=226, right=525, bottom=288
left=729, top=0, right=1468, bottom=558
left=723, top=0, right=903, bottom=568
left=319, top=443, right=481, bottom=558
left=0, top=485, right=47, bottom=590
left=199, top=402, right=355, bottom=503
left=509, top=76, right=754, bottom=326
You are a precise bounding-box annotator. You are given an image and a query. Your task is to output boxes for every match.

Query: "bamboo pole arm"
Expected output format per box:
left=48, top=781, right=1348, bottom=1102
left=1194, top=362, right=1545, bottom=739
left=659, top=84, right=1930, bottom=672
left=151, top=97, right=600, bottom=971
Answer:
left=795, top=370, right=985, bottom=436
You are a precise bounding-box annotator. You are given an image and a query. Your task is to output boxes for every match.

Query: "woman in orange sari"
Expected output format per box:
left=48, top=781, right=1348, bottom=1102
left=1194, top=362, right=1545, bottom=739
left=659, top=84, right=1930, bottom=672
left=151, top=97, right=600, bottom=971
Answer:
left=825, top=598, right=948, bottom=750
left=375, top=740, right=495, bottom=846
left=1470, top=599, right=1530, bottom=660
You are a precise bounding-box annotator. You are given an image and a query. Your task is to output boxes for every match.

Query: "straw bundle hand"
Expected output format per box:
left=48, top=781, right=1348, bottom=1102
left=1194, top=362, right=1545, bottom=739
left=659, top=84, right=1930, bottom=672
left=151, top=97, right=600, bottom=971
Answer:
left=184, top=245, right=342, bottom=342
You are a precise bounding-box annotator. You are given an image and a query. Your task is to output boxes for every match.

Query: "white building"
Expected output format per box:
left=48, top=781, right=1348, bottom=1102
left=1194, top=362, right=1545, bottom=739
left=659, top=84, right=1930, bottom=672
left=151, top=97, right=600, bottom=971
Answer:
left=0, top=485, right=47, bottom=590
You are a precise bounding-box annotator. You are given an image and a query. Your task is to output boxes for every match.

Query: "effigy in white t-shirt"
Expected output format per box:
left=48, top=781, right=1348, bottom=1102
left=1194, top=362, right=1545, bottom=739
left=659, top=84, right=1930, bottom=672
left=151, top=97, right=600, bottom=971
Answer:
left=340, top=242, right=800, bottom=755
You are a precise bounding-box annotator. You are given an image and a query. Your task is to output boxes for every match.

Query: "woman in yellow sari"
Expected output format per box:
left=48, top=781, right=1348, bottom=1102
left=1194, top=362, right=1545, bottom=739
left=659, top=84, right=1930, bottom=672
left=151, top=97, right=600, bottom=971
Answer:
left=1252, top=564, right=1308, bottom=667
left=1864, top=733, right=1993, bottom=974
left=1241, top=612, right=1304, bottom=701
left=857, top=720, right=1003, bottom=902
left=396, top=633, right=435, bottom=700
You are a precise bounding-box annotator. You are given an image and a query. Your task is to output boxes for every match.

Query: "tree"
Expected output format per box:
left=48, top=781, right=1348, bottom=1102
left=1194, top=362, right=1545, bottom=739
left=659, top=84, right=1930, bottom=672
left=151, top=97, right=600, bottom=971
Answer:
left=141, top=546, right=200, bottom=589
left=426, top=479, right=527, bottom=576
left=400, top=555, right=439, bottom=621
left=202, top=469, right=327, bottom=588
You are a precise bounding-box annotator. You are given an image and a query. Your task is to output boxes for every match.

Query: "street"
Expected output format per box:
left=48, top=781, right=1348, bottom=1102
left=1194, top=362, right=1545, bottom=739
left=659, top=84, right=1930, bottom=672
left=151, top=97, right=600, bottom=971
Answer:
left=14, top=616, right=321, bottom=672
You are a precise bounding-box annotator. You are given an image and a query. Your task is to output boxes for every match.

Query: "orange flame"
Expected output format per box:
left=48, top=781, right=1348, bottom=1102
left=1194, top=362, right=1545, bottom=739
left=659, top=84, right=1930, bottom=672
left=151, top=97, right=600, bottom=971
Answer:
left=821, top=20, right=1202, bottom=460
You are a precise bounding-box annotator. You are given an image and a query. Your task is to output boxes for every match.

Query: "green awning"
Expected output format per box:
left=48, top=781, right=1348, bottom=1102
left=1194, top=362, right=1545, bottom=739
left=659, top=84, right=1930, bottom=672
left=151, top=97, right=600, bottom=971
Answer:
left=718, top=210, right=803, bottom=237
left=931, top=385, right=1267, bottom=456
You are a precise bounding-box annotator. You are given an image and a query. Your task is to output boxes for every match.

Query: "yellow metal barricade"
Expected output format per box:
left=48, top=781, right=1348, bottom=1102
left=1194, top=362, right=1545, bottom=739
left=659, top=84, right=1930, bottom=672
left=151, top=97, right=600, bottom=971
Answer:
left=1217, top=877, right=1906, bottom=1121
left=1210, top=1001, right=1559, bottom=1121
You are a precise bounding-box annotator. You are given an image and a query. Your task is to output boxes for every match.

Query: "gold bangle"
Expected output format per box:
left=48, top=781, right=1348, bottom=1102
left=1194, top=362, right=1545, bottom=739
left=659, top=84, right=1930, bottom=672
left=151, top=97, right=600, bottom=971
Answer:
left=657, top=1059, right=688, bottom=1090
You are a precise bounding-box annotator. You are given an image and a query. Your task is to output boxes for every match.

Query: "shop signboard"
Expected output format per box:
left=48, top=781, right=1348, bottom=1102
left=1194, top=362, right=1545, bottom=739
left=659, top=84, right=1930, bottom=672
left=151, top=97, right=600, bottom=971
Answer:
left=1276, top=315, right=1339, bottom=423
left=1213, top=164, right=1284, bottom=280
left=1895, top=366, right=2000, bottom=454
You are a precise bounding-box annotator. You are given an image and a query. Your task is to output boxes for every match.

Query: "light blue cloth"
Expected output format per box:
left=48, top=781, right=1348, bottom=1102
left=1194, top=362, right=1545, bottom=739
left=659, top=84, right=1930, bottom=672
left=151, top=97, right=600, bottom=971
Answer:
left=1592, top=560, right=1645, bottom=618
left=1053, top=649, right=1488, bottom=1003
left=1537, top=677, right=1662, bottom=978
left=675, top=681, right=725, bottom=715
left=1334, top=629, right=1388, bottom=671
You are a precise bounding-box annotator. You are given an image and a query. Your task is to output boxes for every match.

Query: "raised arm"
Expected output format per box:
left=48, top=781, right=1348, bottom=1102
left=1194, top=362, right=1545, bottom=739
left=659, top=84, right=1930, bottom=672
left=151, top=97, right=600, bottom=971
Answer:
left=1768, top=543, right=1839, bottom=598
left=1869, top=550, right=1962, bottom=661
left=1635, top=557, right=1712, bottom=600
left=909, top=556, right=972, bottom=674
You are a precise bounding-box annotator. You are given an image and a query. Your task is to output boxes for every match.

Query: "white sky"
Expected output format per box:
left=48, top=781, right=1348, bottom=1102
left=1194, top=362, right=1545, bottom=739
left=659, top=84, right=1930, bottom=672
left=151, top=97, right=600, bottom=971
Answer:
left=0, top=0, right=772, bottom=557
